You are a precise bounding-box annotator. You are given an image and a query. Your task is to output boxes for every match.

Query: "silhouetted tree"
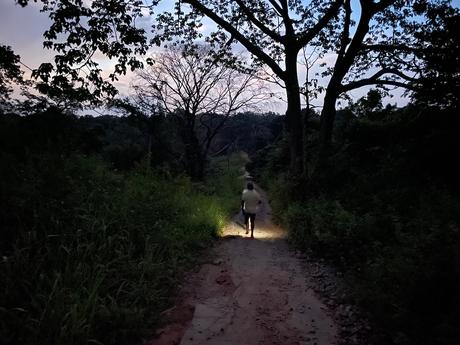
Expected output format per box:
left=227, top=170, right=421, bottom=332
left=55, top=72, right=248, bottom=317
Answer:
left=131, top=44, right=270, bottom=180
left=17, top=0, right=150, bottom=103
left=0, top=45, right=24, bottom=105
left=348, top=89, right=384, bottom=118
left=17, top=0, right=345, bottom=175
left=166, top=0, right=345, bottom=175
left=411, top=4, right=460, bottom=108
left=108, top=98, right=181, bottom=171
left=16, top=0, right=459, bottom=176
left=316, top=0, right=459, bottom=170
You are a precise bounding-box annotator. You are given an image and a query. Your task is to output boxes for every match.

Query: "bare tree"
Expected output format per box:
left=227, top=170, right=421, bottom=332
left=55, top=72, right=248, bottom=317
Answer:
left=132, top=44, right=271, bottom=180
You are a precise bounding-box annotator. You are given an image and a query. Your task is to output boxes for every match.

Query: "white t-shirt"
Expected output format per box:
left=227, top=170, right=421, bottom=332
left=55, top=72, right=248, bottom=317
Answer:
left=242, top=189, right=261, bottom=214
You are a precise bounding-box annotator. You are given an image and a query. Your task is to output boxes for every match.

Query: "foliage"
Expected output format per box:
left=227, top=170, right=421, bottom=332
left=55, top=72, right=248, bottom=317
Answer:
left=255, top=102, right=460, bottom=345
left=218, top=112, right=284, bottom=156
left=0, top=45, right=24, bottom=102
left=412, top=5, right=460, bottom=108
left=13, top=1, right=459, bottom=175
left=15, top=0, right=348, bottom=173
left=0, top=107, right=243, bottom=345
left=314, top=0, right=460, bottom=166
left=17, top=0, right=151, bottom=103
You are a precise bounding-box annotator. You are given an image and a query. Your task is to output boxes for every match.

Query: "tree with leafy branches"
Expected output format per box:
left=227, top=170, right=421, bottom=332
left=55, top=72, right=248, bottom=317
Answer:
left=153, top=0, right=347, bottom=175
left=15, top=0, right=346, bottom=175
left=315, top=0, right=459, bottom=171
left=410, top=3, right=460, bottom=108
left=14, top=0, right=460, bottom=176
left=0, top=45, right=24, bottom=105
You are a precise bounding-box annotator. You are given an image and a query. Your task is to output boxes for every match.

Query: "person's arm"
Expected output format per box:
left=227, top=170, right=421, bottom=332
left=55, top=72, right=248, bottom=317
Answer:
left=241, top=200, right=245, bottom=213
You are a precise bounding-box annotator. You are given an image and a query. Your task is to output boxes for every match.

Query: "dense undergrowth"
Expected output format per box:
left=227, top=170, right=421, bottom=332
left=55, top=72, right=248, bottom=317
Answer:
left=252, top=105, right=460, bottom=345
left=0, top=110, right=243, bottom=345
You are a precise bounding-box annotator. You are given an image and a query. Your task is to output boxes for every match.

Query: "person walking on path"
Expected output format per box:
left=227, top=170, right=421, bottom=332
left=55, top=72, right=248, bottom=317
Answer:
left=241, top=182, right=261, bottom=238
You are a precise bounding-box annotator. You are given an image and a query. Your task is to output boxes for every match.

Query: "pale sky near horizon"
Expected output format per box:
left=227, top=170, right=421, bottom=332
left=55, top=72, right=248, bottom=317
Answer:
left=2, top=0, right=458, bottom=114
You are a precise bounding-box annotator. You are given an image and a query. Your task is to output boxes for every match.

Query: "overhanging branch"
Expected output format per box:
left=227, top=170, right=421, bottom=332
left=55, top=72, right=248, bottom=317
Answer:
left=266, top=0, right=283, bottom=16
left=183, top=0, right=286, bottom=79
left=360, top=43, right=423, bottom=54
left=341, top=68, right=419, bottom=92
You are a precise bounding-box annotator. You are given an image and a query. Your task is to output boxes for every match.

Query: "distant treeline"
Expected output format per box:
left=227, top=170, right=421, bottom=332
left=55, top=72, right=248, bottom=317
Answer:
left=0, top=108, right=283, bottom=173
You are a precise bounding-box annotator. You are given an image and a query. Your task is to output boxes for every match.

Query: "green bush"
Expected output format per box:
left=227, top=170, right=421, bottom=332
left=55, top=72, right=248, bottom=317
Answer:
left=278, top=189, right=460, bottom=343
left=284, top=199, right=365, bottom=260
left=257, top=106, right=460, bottom=345
left=0, top=152, right=242, bottom=345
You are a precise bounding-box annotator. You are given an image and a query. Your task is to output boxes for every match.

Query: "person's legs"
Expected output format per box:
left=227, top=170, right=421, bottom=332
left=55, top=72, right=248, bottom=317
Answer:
left=249, top=213, right=256, bottom=238
left=244, top=213, right=250, bottom=234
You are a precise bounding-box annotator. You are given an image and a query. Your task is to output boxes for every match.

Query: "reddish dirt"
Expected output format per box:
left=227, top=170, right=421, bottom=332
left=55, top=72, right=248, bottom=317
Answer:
left=146, top=186, right=340, bottom=345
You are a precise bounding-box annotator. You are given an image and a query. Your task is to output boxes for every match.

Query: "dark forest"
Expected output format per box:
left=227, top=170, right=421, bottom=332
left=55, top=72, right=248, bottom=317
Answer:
left=1, top=1, right=459, bottom=345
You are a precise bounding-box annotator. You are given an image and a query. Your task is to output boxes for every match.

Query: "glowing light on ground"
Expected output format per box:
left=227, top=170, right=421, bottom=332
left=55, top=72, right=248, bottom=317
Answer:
left=220, top=220, right=287, bottom=241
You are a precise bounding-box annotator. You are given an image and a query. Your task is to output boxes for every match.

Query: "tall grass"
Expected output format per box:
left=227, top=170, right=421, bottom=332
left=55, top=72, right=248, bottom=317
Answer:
left=0, top=153, right=244, bottom=345
left=276, top=189, right=460, bottom=345
left=257, top=106, right=460, bottom=345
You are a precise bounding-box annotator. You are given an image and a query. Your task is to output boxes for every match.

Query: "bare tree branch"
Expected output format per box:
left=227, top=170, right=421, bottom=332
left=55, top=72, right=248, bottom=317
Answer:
left=131, top=44, right=272, bottom=179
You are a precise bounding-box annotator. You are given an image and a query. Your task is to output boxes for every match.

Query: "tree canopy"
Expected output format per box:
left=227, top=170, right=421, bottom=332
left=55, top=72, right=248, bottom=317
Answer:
left=8, top=0, right=460, bottom=173
left=0, top=45, right=24, bottom=102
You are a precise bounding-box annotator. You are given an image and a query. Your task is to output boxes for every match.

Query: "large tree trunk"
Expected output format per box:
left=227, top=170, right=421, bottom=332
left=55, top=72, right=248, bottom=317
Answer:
left=317, top=87, right=339, bottom=170
left=181, top=116, right=205, bottom=181
left=184, top=135, right=205, bottom=181
left=285, top=51, right=304, bottom=176
left=187, top=136, right=205, bottom=181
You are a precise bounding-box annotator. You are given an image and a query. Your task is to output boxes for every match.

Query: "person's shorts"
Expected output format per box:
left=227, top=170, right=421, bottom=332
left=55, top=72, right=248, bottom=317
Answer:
left=244, top=212, right=256, bottom=225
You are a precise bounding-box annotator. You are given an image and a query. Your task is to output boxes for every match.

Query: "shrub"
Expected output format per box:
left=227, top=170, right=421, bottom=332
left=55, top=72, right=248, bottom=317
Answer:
left=0, top=152, right=242, bottom=345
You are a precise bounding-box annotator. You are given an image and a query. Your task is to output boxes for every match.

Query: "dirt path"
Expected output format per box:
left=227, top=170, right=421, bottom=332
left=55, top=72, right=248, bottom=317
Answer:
left=147, top=186, right=341, bottom=345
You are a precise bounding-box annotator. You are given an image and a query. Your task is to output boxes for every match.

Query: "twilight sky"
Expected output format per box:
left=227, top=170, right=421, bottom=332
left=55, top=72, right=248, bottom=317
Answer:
left=2, top=1, right=458, bottom=114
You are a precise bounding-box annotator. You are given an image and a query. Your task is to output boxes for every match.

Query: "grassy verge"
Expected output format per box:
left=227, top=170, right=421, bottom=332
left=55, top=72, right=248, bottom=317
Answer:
left=254, top=107, right=460, bottom=345
left=271, top=185, right=460, bottom=345
left=0, top=152, right=244, bottom=345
